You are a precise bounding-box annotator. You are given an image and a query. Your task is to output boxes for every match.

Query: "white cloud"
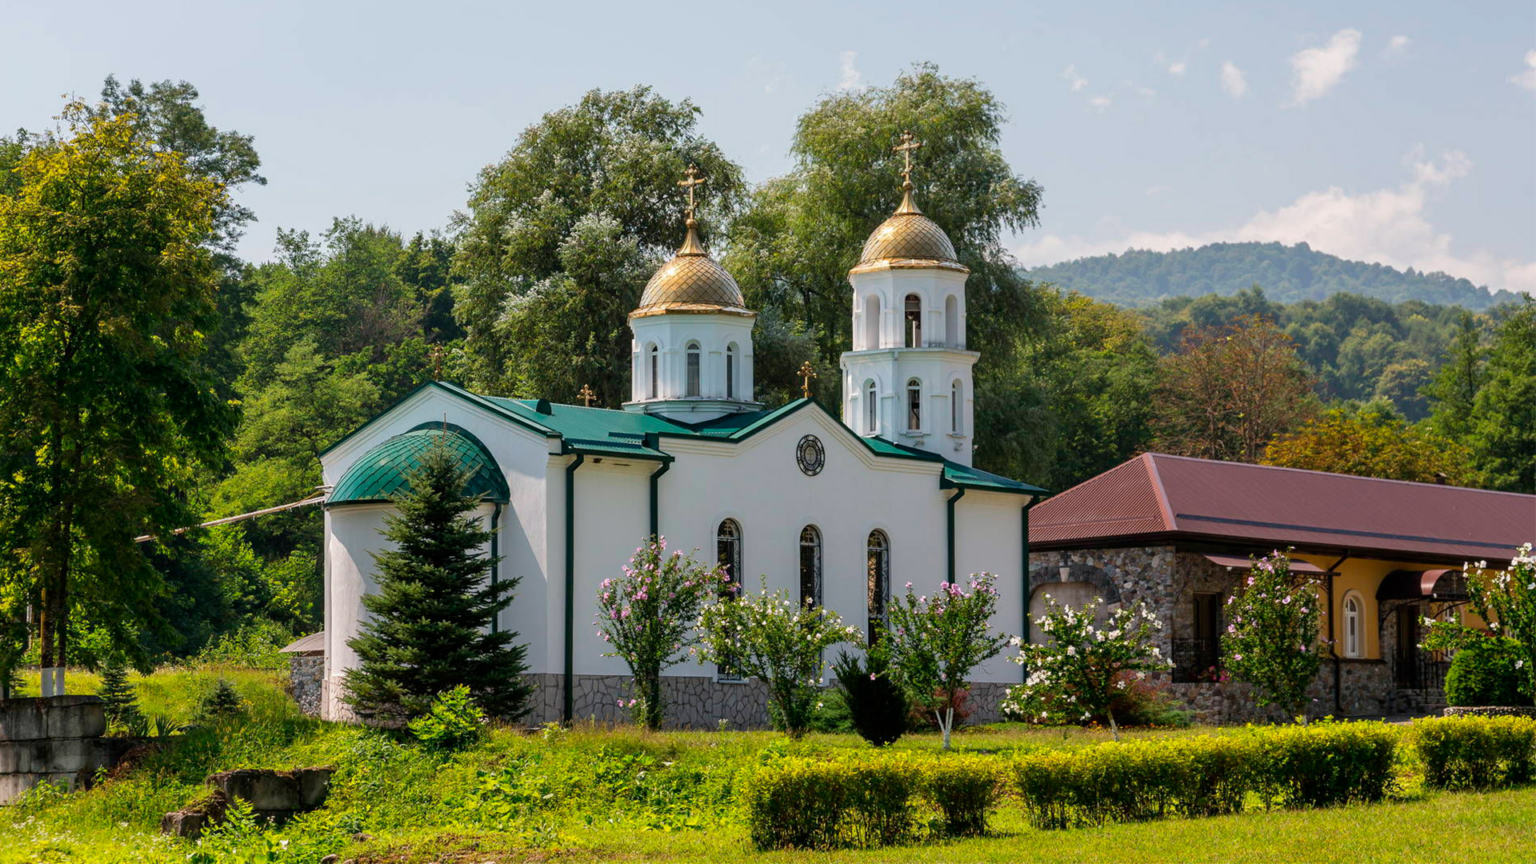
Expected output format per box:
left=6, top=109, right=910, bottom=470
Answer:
left=1288, top=28, right=1362, bottom=107
left=1016, top=150, right=1535, bottom=295
left=1062, top=65, right=1088, bottom=92
left=1168, top=60, right=1187, bottom=77
left=1512, top=49, right=1536, bottom=92
left=1385, top=35, right=1410, bottom=56
left=1220, top=62, right=1248, bottom=99
left=837, top=51, right=862, bottom=91
left=1088, top=95, right=1112, bottom=112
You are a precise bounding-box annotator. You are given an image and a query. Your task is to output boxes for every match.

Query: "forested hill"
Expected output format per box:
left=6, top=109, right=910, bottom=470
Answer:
left=1026, top=242, right=1524, bottom=310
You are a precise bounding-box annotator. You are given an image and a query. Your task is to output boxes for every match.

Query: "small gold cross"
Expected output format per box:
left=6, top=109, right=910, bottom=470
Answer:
left=894, top=130, right=922, bottom=184
left=678, top=164, right=706, bottom=218
left=577, top=384, right=597, bottom=407
left=428, top=344, right=445, bottom=379
left=798, top=361, right=818, bottom=400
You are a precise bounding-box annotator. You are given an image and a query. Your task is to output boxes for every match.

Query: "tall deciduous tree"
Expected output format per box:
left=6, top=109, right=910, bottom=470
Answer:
left=453, top=86, right=745, bottom=406
left=1466, top=301, right=1536, bottom=493
left=726, top=64, right=1047, bottom=480
left=0, top=105, right=236, bottom=684
left=1152, top=315, right=1317, bottom=462
left=1263, top=402, right=1481, bottom=486
left=344, top=442, right=531, bottom=720
left=1423, top=310, right=1489, bottom=441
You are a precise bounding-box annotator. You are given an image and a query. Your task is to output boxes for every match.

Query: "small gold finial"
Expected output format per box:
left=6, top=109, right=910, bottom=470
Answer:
left=676, top=164, right=708, bottom=256
left=428, top=344, right=445, bottom=379
left=892, top=131, right=923, bottom=215
left=577, top=384, right=597, bottom=407
left=798, top=361, right=818, bottom=400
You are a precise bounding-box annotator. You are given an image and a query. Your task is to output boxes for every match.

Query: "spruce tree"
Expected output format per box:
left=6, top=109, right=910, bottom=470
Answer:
left=344, top=442, right=531, bottom=721
left=97, top=658, right=142, bottom=729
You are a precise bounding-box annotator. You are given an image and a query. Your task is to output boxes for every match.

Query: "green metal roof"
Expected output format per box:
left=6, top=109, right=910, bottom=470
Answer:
left=328, top=423, right=510, bottom=507
left=323, top=382, right=1045, bottom=499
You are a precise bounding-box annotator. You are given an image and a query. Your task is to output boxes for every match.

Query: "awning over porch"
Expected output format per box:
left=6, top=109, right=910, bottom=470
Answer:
left=280, top=631, right=326, bottom=656
left=1375, top=569, right=1468, bottom=602
left=1202, top=553, right=1327, bottom=574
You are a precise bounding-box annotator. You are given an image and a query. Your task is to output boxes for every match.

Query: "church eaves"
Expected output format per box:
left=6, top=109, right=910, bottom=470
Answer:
left=327, top=423, right=510, bottom=507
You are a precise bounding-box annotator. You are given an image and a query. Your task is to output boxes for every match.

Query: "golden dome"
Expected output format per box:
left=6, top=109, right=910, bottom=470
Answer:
left=631, top=220, right=752, bottom=319
left=857, top=186, right=959, bottom=267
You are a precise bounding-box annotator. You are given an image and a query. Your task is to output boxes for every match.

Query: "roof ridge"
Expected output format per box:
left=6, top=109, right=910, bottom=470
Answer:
left=1142, top=453, right=1178, bottom=532
left=1146, top=452, right=1536, bottom=499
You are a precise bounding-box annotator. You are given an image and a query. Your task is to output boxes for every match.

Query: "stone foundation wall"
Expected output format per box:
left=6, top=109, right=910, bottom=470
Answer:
left=288, top=656, right=323, bottom=717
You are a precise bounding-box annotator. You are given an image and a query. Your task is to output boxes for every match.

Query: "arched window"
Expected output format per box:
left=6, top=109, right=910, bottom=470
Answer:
left=866, top=530, right=890, bottom=644
left=904, top=294, right=922, bottom=347
left=863, top=294, right=881, bottom=350
left=685, top=342, right=701, bottom=397
left=945, top=294, right=959, bottom=347
left=799, top=525, right=822, bottom=608
left=726, top=343, right=737, bottom=400
left=1343, top=593, right=1363, bottom=658
left=864, top=380, right=878, bottom=434
left=906, top=379, right=922, bottom=431
left=716, top=519, right=744, bottom=679
left=647, top=344, right=659, bottom=399
left=950, top=379, right=962, bottom=434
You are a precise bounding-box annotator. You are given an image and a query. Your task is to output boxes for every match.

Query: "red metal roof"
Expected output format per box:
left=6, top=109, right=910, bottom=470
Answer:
left=1031, top=453, right=1536, bottom=565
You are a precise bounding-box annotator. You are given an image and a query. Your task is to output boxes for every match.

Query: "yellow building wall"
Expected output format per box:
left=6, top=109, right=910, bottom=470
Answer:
left=1291, top=554, right=1472, bottom=661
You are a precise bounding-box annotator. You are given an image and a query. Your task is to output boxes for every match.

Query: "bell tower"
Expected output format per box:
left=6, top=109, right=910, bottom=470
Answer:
left=839, top=132, right=979, bottom=465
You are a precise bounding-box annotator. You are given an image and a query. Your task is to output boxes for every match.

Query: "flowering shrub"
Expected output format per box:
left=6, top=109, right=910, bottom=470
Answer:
left=1220, top=549, right=1324, bottom=720
left=1003, top=595, right=1169, bottom=741
left=695, top=579, right=859, bottom=737
left=1422, top=543, right=1536, bottom=702
left=595, top=536, right=728, bottom=729
left=885, top=574, right=1010, bottom=749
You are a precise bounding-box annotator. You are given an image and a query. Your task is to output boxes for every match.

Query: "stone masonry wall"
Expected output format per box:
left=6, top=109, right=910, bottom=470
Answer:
left=1029, top=547, right=1400, bottom=724
left=288, top=656, right=323, bottom=717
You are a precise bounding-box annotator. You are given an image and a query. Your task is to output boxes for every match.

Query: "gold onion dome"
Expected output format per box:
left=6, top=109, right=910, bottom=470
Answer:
left=632, top=166, right=752, bottom=319
left=856, top=130, right=963, bottom=269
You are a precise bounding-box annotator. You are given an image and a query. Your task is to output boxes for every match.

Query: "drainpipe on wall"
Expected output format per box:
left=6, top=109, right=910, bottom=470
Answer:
left=647, top=434, right=670, bottom=540
left=490, top=502, right=503, bottom=634
left=563, top=452, right=585, bottom=725
left=946, top=486, right=966, bottom=584
left=1324, top=552, right=1350, bottom=715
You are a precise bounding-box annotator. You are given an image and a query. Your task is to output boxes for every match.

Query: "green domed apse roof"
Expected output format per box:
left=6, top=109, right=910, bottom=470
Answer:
left=328, top=423, right=509, bottom=507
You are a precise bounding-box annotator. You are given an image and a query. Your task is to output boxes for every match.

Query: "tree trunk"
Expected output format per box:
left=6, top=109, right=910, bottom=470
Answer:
left=937, top=707, right=954, bottom=750
left=1107, top=706, right=1119, bottom=742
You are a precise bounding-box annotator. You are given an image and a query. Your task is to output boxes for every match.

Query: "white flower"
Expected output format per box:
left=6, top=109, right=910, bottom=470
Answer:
left=1066, top=646, right=1077, bottom=656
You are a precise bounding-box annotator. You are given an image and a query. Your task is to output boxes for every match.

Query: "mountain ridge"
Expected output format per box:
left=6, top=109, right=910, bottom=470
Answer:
left=1026, top=241, right=1525, bottom=310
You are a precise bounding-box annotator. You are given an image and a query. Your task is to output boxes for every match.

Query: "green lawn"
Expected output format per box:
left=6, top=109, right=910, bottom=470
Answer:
left=3, top=667, right=1534, bottom=864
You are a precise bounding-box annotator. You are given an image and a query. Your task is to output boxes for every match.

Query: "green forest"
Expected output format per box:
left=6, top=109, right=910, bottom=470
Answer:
left=0, top=67, right=1531, bottom=677
left=1028, top=241, right=1525, bottom=310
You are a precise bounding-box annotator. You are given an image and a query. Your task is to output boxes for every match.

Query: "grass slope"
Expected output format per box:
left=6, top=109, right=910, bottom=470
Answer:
left=2, top=667, right=1533, bottom=863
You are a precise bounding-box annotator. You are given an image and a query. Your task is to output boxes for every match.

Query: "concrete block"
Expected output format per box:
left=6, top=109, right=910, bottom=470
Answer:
left=44, top=698, right=105, bottom=739
left=296, top=767, right=333, bottom=809
left=160, top=809, right=207, bottom=839
left=0, top=771, right=76, bottom=805
left=0, top=740, right=38, bottom=773
left=0, top=700, right=46, bottom=742
left=43, top=738, right=97, bottom=774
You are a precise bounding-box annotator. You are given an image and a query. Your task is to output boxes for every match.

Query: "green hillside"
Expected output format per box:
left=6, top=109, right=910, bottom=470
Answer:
left=1027, top=242, right=1524, bottom=310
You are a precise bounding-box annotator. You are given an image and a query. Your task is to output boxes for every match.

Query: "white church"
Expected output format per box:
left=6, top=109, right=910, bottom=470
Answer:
left=317, top=152, right=1045, bottom=726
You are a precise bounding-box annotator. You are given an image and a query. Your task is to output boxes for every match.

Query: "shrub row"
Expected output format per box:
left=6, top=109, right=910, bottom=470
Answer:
left=1012, top=721, right=1396, bottom=829
left=1409, top=715, right=1536, bottom=790
left=745, top=755, right=1000, bottom=850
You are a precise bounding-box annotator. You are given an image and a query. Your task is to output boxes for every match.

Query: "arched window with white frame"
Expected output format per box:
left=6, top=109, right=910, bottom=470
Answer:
left=863, top=293, right=881, bottom=349
left=725, top=343, right=738, bottom=400
left=1343, top=593, right=1363, bottom=658
left=799, top=525, right=822, bottom=608
left=864, top=380, right=878, bottom=434
left=944, top=294, right=959, bottom=347
left=866, top=530, right=890, bottom=644
left=716, top=519, right=743, bottom=678
left=904, top=294, right=922, bottom=347
left=685, top=342, right=701, bottom=397
left=906, top=378, right=922, bottom=431
left=647, top=344, right=659, bottom=399
left=950, top=379, right=962, bottom=434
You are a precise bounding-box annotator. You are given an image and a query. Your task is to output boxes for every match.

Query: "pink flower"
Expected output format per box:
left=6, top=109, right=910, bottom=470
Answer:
left=870, top=673, right=877, bottom=681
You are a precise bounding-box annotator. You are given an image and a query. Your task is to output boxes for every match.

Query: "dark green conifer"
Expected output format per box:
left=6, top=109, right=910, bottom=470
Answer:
left=343, top=441, right=531, bottom=721
left=97, top=658, right=142, bottom=729
left=199, top=678, right=244, bottom=720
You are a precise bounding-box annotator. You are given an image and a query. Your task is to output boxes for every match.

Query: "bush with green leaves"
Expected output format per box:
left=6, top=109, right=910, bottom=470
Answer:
left=1444, top=637, right=1533, bottom=707
left=922, top=756, right=1001, bottom=837
left=885, top=574, right=1010, bottom=749
left=1424, top=543, right=1536, bottom=702
left=595, top=536, right=727, bottom=730
left=695, top=578, right=858, bottom=737
left=1409, top=715, right=1536, bottom=790
left=832, top=644, right=908, bottom=747
left=409, top=685, right=487, bottom=753
left=1004, top=595, right=1169, bottom=740
left=1221, top=550, right=1325, bottom=720
left=1244, top=720, right=1398, bottom=809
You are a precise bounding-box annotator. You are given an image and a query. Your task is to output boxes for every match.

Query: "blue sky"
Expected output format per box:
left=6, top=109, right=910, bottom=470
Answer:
left=4, top=1, right=1533, bottom=294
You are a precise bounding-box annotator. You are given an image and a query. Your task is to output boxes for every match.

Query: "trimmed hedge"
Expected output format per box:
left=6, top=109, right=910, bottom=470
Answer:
left=1011, top=722, right=1398, bottom=830
left=745, top=755, right=1001, bottom=849
left=1409, top=715, right=1536, bottom=790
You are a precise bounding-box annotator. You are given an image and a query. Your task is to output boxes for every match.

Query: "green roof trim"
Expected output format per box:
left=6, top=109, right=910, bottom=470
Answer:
left=327, top=423, right=510, bottom=507
left=942, top=462, right=1049, bottom=496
